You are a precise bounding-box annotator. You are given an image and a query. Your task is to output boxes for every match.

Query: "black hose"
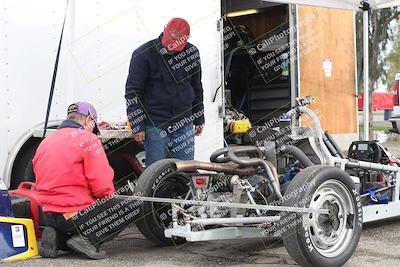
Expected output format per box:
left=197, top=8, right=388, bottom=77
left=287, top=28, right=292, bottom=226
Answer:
left=324, top=132, right=346, bottom=158
left=280, top=145, right=314, bottom=167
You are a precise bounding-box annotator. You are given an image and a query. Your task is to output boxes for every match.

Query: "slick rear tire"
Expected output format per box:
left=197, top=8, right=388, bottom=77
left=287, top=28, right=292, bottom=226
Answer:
left=134, top=159, right=189, bottom=246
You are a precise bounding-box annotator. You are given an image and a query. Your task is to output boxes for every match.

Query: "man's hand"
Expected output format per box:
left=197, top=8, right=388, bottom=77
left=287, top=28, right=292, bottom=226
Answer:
left=194, top=125, right=203, bottom=136
left=134, top=131, right=145, bottom=145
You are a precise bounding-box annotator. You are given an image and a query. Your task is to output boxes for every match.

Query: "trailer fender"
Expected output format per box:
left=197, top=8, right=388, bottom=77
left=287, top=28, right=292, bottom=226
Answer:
left=3, top=121, right=62, bottom=188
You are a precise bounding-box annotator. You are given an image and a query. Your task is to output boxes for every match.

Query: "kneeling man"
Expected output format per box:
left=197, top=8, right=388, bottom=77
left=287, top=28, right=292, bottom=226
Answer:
left=33, top=102, right=140, bottom=259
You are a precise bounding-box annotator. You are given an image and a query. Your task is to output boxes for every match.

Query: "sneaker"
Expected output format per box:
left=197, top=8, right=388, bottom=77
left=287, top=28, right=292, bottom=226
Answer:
left=38, top=227, right=59, bottom=258
left=66, top=235, right=107, bottom=260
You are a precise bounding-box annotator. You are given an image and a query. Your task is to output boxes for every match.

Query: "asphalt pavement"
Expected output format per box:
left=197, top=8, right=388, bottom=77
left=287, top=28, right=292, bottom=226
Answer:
left=4, top=115, right=400, bottom=267
left=3, top=217, right=400, bottom=267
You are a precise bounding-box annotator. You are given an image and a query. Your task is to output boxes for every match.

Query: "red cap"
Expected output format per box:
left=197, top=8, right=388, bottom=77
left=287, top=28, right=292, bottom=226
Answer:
left=161, top=18, right=190, bottom=52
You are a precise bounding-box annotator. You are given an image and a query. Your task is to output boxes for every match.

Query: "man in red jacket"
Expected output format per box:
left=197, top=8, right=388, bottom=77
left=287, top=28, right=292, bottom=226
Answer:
left=33, top=102, right=140, bottom=259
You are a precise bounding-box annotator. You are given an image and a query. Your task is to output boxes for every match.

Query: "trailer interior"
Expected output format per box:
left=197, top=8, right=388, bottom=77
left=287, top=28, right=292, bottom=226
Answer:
left=222, top=0, right=294, bottom=145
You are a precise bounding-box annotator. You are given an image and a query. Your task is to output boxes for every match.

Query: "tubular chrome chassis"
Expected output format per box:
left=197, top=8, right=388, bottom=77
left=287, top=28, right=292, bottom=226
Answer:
left=130, top=104, right=400, bottom=241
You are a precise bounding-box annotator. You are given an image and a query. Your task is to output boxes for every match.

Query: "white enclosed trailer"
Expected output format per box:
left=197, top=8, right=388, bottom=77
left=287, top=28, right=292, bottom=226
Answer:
left=1, top=0, right=397, bottom=189
left=1, top=0, right=304, bottom=189
left=0, top=0, right=225, bottom=188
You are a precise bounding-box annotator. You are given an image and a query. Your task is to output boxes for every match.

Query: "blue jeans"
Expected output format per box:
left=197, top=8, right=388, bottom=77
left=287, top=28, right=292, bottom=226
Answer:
left=144, top=123, right=195, bottom=167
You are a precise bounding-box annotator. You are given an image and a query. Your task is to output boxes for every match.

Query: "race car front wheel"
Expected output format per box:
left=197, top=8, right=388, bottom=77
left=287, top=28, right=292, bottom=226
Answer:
left=282, top=165, right=362, bottom=267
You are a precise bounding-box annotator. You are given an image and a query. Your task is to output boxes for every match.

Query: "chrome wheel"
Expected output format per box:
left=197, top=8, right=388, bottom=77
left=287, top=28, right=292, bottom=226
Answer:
left=305, top=179, right=355, bottom=258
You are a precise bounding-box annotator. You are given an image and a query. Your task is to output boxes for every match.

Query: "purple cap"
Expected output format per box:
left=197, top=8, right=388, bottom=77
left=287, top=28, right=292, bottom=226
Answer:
left=67, top=102, right=100, bottom=134
left=68, top=102, right=98, bottom=121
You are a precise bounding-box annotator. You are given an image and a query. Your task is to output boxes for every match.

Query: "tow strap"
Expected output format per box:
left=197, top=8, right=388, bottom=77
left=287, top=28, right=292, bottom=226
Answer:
left=42, top=0, right=69, bottom=137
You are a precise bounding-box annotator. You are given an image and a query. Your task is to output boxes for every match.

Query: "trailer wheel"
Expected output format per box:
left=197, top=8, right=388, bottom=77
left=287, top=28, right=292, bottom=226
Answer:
left=134, top=159, right=189, bottom=246
left=10, top=138, right=41, bottom=189
left=282, top=165, right=362, bottom=267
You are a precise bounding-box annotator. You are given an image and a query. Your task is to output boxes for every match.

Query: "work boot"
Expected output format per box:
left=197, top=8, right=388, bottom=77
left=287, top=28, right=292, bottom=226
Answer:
left=38, top=227, right=59, bottom=258
left=66, top=235, right=107, bottom=260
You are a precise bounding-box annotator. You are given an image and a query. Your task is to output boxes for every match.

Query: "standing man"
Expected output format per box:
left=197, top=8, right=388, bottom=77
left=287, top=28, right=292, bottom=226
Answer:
left=125, top=18, right=205, bottom=167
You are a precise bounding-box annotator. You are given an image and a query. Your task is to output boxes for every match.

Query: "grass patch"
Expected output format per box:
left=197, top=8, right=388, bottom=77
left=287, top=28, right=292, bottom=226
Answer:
left=385, top=135, right=400, bottom=143
left=359, top=125, right=391, bottom=132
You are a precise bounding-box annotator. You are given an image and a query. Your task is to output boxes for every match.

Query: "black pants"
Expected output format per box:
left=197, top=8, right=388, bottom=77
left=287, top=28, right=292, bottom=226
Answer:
left=43, top=196, right=141, bottom=246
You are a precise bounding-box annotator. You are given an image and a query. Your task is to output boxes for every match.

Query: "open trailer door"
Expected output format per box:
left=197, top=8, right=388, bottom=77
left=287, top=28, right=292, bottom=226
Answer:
left=267, top=0, right=400, bottom=143
left=296, top=5, right=358, bottom=148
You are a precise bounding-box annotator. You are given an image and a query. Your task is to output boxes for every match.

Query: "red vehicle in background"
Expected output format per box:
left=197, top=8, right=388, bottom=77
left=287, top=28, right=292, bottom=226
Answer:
left=393, top=73, right=400, bottom=106
left=358, top=73, right=400, bottom=111
left=389, top=73, right=400, bottom=133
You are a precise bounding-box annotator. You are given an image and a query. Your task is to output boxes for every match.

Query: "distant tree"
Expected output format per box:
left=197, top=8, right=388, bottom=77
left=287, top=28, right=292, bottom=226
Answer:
left=386, top=24, right=400, bottom=92
left=356, top=7, right=399, bottom=126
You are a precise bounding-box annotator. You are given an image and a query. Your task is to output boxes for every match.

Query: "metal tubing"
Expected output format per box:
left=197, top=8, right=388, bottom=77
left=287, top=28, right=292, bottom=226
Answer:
left=246, top=190, right=261, bottom=216
left=176, top=146, right=280, bottom=197
left=363, top=7, right=370, bottom=140
left=360, top=185, right=394, bottom=198
left=334, top=158, right=399, bottom=172
left=285, top=106, right=333, bottom=165
left=289, top=3, right=297, bottom=108
left=209, top=147, right=231, bottom=163
left=266, top=161, right=280, bottom=188
left=131, top=196, right=329, bottom=214
left=173, top=161, right=259, bottom=176
left=298, top=107, right=334, bottom=165
left=395, top=171, right=400, bottom=202
left=189, top=216, right=281, bottom=226
left=226, top=146, right=282, bottom=199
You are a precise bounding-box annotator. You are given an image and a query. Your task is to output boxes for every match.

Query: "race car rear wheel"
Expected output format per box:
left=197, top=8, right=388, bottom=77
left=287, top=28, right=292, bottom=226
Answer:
left=134, top=159, right=190, bottom=246
left=282, top=165, right=362, bottom=267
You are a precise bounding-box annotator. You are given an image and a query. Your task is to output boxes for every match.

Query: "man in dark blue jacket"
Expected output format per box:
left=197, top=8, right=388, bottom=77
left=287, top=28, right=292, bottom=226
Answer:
left=125, top=18, right=205, bottom=166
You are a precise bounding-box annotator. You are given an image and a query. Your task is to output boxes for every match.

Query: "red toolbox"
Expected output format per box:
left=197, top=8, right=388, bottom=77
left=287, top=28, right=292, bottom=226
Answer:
left=9, top=182, right=44, bottom=238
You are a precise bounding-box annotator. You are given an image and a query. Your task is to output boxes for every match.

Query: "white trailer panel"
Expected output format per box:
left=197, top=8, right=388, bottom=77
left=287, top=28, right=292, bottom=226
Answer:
left=0, top=0, right=223, bottom=187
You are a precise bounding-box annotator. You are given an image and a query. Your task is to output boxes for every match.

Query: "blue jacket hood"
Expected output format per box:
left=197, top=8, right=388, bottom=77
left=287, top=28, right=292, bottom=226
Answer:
left=58, top=119, right=84, bottom=130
